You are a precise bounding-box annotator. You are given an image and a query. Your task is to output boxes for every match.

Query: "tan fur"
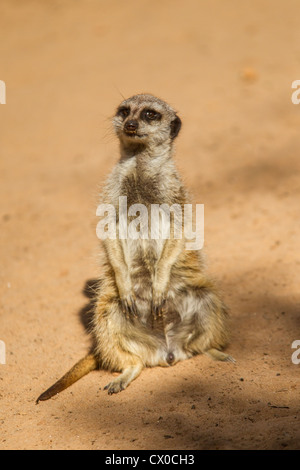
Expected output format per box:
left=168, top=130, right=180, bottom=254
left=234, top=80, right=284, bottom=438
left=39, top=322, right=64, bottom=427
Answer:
left=36, top=354, right=97, bottom=403
left=37, top=94, right=234, bottom=402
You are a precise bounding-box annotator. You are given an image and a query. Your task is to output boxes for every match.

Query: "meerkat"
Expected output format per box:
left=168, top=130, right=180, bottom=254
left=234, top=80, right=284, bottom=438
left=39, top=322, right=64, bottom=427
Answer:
left=37, top=93, right=234, bottom=402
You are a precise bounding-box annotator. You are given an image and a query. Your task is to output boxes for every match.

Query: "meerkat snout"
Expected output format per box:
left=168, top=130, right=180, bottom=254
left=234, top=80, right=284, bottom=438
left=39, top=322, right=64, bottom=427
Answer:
left=124, top=119, right=139, bottom=135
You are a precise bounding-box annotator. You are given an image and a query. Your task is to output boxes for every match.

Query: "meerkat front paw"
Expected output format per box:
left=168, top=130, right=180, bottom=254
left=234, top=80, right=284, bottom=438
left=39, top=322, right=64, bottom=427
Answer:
left=115, top=273, right=138, bottom=319
left=151, top=290, right=167, bottom=320
left=120, top=293, right=138, bottom=319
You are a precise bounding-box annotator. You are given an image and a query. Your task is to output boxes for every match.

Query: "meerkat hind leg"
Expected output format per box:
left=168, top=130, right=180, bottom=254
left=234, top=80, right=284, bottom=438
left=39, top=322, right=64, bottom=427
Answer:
left=104, top=363, right=143, bottom=395
left=183, top=285, right=236, bottom=364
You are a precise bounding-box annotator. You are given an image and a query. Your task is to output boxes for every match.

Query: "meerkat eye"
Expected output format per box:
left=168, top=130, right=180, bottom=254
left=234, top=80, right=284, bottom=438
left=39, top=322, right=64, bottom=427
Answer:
left=117, top=107, right=130, bottom=119
left=142, top=109, right=161, bottom=122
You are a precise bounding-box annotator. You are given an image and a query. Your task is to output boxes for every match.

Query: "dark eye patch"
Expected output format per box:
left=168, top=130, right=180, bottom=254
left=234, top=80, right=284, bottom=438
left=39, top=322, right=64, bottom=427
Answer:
left=117, top=106, right=130, bottom=119
left=140, top=108, right=162, bottom=122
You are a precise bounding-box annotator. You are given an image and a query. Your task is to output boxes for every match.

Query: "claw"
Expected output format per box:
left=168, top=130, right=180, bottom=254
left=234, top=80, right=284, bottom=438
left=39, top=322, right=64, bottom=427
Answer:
left=104, top=380, right=126, bottom=394
left=151, top=299, right=157, bottom=320
left=120, top=295, right=138, bottom=319
left=151, top=295, right=166, bottom=320
left=226, top=355, right=236, bottom=364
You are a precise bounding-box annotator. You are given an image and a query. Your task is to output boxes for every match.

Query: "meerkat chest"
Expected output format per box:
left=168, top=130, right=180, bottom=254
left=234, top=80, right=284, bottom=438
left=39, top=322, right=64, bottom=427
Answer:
left=121, top=172, right=166, bottom=206
left=120, top=232, right=166, bottom=269
left=117, top=172, right=174, bottom=261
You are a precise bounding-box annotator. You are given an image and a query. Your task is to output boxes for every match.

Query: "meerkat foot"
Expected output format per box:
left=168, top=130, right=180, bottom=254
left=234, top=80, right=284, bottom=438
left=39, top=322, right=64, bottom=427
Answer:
left=205, top=348, right=236, bottom=363
left=104, top=364, right=143, bottom=395
left=104, top=378, right=127, bottom=395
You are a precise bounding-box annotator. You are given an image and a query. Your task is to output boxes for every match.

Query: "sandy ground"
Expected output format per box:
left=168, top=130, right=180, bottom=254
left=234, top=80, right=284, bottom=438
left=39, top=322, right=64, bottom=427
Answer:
left=0, top=0, right=300, bottom=450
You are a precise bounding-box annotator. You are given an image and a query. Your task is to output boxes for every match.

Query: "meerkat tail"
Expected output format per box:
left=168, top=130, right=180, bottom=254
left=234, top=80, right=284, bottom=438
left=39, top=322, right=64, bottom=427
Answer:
left=36, top=353, right=98, bottom=404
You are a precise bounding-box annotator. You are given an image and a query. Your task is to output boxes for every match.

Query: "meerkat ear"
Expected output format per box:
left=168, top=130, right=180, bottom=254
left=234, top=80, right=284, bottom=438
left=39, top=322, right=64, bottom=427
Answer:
left=170, top=115, right=182, bottom=140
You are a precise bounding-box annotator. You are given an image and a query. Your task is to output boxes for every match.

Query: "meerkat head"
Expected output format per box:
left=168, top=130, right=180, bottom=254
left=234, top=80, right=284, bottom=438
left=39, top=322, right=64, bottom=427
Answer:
left=113, top=94, right=181, bottom=151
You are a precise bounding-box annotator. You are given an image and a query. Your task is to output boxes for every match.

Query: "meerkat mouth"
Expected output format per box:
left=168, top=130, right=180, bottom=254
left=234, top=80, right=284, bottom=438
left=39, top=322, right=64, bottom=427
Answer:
left=123, top=131, right=148, bottom=138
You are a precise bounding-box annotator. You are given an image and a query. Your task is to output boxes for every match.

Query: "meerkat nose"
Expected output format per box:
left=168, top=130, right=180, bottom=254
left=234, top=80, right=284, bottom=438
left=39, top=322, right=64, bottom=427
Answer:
left=124, top=120, right=138, bottom=133
left=167, top=352, right=175, bottom=365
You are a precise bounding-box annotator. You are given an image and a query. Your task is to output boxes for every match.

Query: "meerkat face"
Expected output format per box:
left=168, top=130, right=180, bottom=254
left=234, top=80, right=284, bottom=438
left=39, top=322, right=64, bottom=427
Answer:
left=113, top=94, right=181, bottom=148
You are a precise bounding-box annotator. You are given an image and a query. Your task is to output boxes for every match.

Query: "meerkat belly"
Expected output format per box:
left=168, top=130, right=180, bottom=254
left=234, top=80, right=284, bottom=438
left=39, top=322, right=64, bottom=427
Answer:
left=122, top=315, right=192, bottom=367
left=119, top=231, right=192, bottom=366
left=120, top=294, right=193, bottom=368
left=121, top=237, right=165, bottom=293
